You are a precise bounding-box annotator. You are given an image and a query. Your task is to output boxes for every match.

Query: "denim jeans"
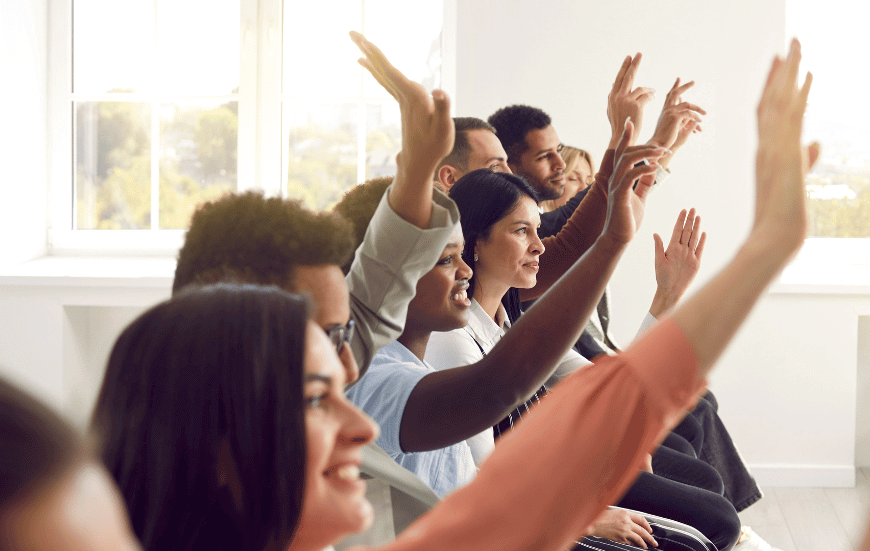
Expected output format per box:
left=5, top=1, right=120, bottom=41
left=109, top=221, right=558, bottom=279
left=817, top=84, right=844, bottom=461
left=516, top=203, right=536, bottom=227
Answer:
left=673, top=390, right=763, bottom=512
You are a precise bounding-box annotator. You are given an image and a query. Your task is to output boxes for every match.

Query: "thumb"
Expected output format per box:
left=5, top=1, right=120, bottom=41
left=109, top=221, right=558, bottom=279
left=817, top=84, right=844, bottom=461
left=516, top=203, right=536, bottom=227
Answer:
left=806, top=141, right=821, bottom=171
left=653, top=233, right=665, bottom=261
left=432, top=89, right=451, bottom=116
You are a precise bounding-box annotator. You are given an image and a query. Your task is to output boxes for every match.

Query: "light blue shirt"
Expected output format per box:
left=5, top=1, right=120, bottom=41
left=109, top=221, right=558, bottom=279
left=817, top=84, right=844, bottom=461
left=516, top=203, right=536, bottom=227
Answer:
left=346, top=340, right=476, bottom=498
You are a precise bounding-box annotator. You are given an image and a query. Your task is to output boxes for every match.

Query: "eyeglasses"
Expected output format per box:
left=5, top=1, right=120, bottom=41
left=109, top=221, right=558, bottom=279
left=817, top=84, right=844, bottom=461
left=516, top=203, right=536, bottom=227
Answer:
left=325, top=319, right=355, bottom=354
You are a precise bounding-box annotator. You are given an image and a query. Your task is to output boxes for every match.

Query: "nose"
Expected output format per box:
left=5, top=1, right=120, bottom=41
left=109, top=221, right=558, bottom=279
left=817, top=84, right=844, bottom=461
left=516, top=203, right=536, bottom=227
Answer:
left=339, top=343, right=360, bottom=385
left=554, top=152, right=566, bottom=172
left=456, top=254, right=473, bottom=280
left=339, top=396, right=380, bottom=445
left=530, top=230, right=545, bottom=255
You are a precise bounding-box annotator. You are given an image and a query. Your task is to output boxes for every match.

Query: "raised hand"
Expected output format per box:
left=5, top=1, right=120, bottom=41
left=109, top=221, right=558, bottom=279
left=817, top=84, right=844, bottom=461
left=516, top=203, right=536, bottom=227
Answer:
left=588, top=509, right=658, bottom=550
left=351, top=31, right=453, bottom=172
left=650, top=208, right=706, bottom=317
left=607, top=54, right=656, bottom=149
left=753, top=38, right=818, bottom=254
left=601, top=119, right=669, bottom=247
left=648, top=78, right=706, bottom=169
left=350, top=31, right=453, bottom=228
left=670, top=38, right=819, bottom=374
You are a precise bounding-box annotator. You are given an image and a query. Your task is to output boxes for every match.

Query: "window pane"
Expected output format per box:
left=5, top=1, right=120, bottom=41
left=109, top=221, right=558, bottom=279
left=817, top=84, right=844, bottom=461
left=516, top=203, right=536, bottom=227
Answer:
left=75, top=102, right=152, bottom=229
left=284, top=103, right=358, bottom=210
left=362, top=0, right=442, bottom=96
left=159, top=101, right=238, bottom=229
left=156, top=0, right=240, bottom=95
left=73, top=0, right=154, bottom=94
left=365, top=101, right=400, bottom=181
left=788, top=0, right=870, bottom=237
left=282, top=0, right=362, bottom=97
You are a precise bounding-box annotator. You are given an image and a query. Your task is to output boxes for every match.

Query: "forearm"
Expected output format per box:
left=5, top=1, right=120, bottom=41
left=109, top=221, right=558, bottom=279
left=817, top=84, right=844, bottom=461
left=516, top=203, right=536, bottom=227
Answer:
left=388, top=158, right=436, bottom=229
left=671, top=233, right=798, bottom=376
left=402, top=235, right=625, bottom=452
left=649, top=285, right=681, bottom=318
left=520, top=149, right=615, bottom=301
left=377, top=320, right=703, bottom=551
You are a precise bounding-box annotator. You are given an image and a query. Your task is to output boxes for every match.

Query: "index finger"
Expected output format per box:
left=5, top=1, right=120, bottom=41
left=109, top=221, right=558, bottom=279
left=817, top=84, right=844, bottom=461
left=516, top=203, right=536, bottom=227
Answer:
left=620, top=52, right=643, bottom=94
left=350, top=31, right=412, bottom=99
left=630, top=512, right=654, bottom=534
left=611, top=55, right=632, bottom=94
left=670, top=209, right=688, bottom=245
left=667, top=79, right=696, bottom=103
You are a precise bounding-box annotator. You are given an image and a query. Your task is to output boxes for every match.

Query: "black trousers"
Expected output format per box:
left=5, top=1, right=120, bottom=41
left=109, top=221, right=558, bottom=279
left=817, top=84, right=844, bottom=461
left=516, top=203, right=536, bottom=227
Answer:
left=616, top=470, right=741, bottom=551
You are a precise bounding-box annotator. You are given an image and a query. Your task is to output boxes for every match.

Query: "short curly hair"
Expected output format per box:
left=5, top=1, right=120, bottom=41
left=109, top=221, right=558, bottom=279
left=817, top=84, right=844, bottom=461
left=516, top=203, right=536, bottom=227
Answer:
left=173, top=191, right=355, bottom=294
left=487, top=105, right=552, bottom=163
left=332, top=177, right=393, bottom=274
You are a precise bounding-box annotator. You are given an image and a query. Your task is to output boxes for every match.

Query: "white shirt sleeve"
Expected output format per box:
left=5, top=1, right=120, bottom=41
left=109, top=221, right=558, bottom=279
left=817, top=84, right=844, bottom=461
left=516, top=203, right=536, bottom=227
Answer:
left=632, top=311, right=659, bottom=343
left=345, top=353, right=429, bottom=455
left=346, top=187, right=461, bottom=377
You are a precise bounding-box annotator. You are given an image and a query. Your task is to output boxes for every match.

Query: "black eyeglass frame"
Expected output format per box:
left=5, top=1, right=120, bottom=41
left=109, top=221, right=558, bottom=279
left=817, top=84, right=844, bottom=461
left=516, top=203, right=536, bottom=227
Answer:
left=325, top=319, right=355, bottom=354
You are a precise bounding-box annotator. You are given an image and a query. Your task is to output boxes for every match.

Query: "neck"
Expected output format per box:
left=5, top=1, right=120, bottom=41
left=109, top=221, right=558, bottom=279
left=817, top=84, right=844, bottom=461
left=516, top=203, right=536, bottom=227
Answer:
left=474, top=279, right=509, bottom=324
left=397, top=324, right=432, bottom=362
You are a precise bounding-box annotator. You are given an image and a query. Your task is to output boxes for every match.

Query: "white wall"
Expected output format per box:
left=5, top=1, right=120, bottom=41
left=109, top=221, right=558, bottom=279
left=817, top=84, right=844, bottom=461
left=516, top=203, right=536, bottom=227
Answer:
left=0, top=0, right=48, bottom=266
left=454, top=0, right=863, bottom=485
left=0, top=0, right=865, bottom=486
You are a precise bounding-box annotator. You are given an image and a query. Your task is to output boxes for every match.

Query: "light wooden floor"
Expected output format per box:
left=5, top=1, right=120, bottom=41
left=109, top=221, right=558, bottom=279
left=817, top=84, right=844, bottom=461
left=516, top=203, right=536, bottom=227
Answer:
left=737, top=468, right=870, bottom=550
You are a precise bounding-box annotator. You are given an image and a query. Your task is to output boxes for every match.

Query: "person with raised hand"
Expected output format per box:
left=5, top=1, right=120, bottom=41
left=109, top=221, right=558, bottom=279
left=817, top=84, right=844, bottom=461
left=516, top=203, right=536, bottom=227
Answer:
left=375, top=37, right=816, bottom=551
left=647, top=78, right=706, bottom=172
left=88, top=39, right=816, bottom=551
left=349, top=31, right=453, bottom=230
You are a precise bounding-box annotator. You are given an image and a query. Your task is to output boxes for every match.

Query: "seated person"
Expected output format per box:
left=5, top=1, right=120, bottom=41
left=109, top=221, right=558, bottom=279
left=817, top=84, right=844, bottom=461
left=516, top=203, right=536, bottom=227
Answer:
left=539, top=145, right=595, bottom=212
left=0, top=375, right=141, bottom=551
left=89, top=37, right=816, bottom=551
left=170, top=30, right=462, bottom=547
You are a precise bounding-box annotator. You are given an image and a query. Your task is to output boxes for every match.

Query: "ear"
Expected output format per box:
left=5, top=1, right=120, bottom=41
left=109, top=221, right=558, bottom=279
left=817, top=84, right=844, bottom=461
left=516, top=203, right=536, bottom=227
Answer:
left=437, top=165, right=459, bottom=191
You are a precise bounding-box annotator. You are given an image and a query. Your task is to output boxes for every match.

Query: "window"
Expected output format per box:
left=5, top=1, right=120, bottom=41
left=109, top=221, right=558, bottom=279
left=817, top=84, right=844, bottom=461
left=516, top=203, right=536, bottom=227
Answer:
left=49, top=0, right=446, bottom=253
left=787, top=0, right=870, bottom=244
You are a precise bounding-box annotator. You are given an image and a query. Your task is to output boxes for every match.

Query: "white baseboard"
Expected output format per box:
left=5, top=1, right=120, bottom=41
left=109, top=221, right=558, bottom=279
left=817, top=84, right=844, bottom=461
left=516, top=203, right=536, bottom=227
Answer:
left=748, top=464, right=856, bottom=487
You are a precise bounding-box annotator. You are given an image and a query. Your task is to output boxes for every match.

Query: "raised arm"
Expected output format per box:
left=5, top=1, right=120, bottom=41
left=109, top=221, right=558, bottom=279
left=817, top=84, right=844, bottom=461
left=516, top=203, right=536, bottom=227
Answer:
left=350, top=31, right=452, bottom=229
left=400, top=121, right=667, bottom=452
left=524, top=54, right=659, bottom=298
left=345, top=33, right=460, bottom=376
left=671, top=38, right=817, bottom=374
left=649, top=208, right=706, bottom=318
left=607, top=54, right=656, bottom=149
left=647, top=78, right=706, bottom=170
left=358, top=39, right=818, bottom=551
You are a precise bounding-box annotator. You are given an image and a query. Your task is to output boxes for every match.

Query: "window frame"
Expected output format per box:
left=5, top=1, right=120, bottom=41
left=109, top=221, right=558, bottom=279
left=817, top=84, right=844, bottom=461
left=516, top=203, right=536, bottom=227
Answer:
left=47, top=0, right=455, bottom=255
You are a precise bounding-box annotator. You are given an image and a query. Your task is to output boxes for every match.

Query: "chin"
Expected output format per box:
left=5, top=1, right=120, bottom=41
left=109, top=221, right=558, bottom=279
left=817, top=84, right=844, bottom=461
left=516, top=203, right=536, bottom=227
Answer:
left=295, top=490, right=373, bottom=547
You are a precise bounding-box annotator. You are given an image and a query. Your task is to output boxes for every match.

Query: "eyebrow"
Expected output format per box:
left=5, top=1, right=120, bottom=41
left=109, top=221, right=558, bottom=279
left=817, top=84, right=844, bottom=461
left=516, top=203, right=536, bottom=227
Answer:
left=305, top=374, right=333, bottom=384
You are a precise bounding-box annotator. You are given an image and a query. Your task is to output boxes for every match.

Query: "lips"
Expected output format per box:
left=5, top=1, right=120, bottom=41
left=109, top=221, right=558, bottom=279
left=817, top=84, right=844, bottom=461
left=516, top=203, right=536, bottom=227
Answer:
left=523, top=261, right=539, bottom=272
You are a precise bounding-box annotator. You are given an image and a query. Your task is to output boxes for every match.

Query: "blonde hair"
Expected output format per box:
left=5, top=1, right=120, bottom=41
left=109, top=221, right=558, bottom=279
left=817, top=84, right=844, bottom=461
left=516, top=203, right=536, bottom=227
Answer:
left=540, top=146, right=595, bottom=213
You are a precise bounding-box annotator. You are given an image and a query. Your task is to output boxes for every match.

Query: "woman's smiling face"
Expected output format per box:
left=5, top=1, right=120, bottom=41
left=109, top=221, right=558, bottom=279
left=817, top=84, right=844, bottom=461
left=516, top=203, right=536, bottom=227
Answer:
left=405, top=225, right=473, bottom=333
left=473, top=195, right=545, bottom=293
left=291, top=322, right=379, bottom=550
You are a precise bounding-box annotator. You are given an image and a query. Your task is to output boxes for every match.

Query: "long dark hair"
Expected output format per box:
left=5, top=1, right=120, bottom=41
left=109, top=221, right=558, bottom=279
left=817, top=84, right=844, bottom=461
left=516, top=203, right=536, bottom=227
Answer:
left=91, top=284, right=310, bottom=551
left=448, top=169, right=539, bottom=318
